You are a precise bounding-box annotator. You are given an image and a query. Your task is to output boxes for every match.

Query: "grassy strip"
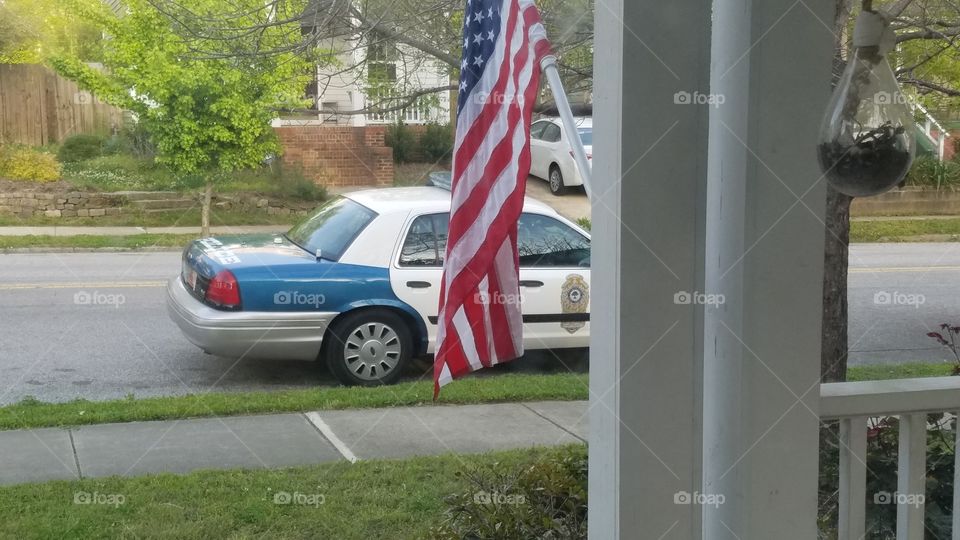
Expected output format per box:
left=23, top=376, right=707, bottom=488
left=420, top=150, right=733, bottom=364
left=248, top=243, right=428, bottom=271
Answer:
left=0, top=373, right=589, bottom=431
left=0, top=445, right=581, bottom=539
left=0, top=364, right=950, bottom=432
left=0, top=209, right=295, bottom=228
left=0, top=234, right=196, bottom=250
left=850, top=217, right=960, bottom=242
left=847, top=362, right=954, bottom=381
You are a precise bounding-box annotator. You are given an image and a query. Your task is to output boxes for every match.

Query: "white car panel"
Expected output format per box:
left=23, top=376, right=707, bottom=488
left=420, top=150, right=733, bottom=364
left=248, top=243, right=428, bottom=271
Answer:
left=389, top=206, right=591, bottom=354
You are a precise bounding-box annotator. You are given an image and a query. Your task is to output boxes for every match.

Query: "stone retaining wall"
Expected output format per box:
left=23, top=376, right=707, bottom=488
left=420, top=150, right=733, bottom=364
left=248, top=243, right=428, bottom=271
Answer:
left=851, top=186, right=960, bottom=216
left=0, top=190, right=125, bottom=218
left=0, top=188, right=317, bottom=219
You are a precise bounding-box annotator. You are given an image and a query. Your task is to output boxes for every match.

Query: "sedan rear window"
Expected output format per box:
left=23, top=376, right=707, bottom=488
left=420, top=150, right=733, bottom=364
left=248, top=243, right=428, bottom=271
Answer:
left=286, top=197, right=377, bottom=261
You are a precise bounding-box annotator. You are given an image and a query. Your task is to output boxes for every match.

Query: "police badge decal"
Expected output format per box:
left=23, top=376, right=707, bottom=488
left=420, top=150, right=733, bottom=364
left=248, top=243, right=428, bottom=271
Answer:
left=560, top=274, right=589, bottom=334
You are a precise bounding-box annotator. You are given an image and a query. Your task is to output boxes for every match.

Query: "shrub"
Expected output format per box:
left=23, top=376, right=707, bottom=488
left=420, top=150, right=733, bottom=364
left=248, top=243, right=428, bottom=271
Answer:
left=385, top=120, right=416, bottom=164
left=274, top=168, right=327, bottom=202
left=434, top=446, right=588, bottom=539
left=0, top=146, right=62, bottom=182
left=905, top=155, right=960, bottom=189
left=57, top=134, right=106, bottom=162
left=419, top=122, right=454, bottom=162
left=104, top=123, right=156, bottom=159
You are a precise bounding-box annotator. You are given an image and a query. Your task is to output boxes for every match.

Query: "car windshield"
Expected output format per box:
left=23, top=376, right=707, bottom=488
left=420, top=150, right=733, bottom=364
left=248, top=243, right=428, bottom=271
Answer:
left=286, top=197, right=377, bottom=261
left=578, top=128, right=592, bottom=145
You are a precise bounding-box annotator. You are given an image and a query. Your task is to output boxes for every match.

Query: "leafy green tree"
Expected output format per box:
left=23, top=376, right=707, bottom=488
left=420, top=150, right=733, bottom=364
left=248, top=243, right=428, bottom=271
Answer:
left=49, top=0, right=312, bottom=235
left=0, top=0, right=104, bottom=64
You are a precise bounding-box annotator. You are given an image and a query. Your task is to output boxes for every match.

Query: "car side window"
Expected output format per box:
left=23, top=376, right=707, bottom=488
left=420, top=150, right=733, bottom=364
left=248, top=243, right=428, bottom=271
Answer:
left=541, top=123, right=561, bottom=143
left=399, top=213, right=450, bottom=267
left=530, top=121, right=549, bottom=140
left=517, top=213, right=591, bottom=267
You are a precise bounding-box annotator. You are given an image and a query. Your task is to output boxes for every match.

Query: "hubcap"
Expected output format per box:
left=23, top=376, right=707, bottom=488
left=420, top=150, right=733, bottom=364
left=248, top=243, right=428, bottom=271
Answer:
left=343, top=322, right=402, bottom=381
left=550, top=170, right=561, bottom=191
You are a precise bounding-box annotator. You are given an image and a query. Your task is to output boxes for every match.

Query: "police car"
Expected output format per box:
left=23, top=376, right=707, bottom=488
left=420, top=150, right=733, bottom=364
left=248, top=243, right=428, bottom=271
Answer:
left=166, top=185, right=591, bottom=386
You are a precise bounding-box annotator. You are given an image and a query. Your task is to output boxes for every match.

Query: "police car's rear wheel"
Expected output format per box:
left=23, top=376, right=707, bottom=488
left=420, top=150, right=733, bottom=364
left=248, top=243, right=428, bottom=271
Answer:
left=325, top=310, right=411, bottom=386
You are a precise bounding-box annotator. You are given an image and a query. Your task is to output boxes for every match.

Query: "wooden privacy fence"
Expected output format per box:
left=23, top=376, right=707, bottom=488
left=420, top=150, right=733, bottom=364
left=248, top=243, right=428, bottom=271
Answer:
left=0, top=64, right=124, bottom=146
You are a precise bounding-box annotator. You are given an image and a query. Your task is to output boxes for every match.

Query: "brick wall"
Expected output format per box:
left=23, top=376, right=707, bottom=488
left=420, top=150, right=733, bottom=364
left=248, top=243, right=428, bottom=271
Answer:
left=275, top=126, right=394, bottom=188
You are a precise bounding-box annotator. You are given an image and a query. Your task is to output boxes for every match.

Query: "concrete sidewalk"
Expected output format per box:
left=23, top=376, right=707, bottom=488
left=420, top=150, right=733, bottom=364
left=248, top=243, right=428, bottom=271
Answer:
left=0, top=401, right=587, bottom=486
left=0, top=225, right=289, bottom=237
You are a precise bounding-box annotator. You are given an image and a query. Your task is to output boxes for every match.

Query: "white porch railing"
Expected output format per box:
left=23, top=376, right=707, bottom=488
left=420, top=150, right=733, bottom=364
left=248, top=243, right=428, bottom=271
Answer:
left=362, top=88, right=447, bottom=125
left=911, top=100, right=950, bottom=161
left=821, top=376, right=960, bottom=539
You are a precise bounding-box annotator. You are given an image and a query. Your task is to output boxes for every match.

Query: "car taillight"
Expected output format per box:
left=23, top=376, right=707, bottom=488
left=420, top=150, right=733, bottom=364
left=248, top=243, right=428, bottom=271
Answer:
left=206, top=270, right=241, bottom=309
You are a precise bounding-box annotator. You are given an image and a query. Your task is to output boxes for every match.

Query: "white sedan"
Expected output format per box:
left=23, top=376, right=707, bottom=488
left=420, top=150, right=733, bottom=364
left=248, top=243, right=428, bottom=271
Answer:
left=529, top=116, right=592, bottom=195
left=168, top=185, right=591, bottom=386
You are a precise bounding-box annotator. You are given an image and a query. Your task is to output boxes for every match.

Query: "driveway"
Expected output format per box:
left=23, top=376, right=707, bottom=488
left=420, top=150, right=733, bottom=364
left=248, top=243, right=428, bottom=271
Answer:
left=525, top=175, right=590, bottom=222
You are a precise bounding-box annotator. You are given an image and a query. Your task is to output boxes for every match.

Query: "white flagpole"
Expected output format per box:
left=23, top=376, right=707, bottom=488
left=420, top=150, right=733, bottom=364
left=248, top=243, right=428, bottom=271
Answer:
left=540, top=55, right=593, bottom=200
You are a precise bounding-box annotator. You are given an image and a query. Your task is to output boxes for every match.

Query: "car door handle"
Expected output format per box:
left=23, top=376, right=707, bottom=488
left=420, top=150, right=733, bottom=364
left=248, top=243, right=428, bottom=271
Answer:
left=406, top=281, right=432, bottom=289
left=519, top=280, right=544, bottom=288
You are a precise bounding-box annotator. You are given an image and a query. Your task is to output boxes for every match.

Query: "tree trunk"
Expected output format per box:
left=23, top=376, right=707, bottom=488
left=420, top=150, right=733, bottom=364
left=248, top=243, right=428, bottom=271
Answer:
left=821, top=187, right=853, bottom=382
left=201, top=179, right=213, bottom=237
left=820, top=0, right=856, bottom=383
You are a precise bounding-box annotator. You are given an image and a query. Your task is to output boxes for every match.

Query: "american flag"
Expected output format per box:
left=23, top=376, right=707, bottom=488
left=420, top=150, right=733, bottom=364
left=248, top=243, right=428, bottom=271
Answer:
left=434, top=0, right=551, bottom=397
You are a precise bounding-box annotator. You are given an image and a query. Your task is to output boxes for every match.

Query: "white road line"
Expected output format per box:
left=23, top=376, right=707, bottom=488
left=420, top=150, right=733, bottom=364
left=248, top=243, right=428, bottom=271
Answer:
left=304, top=412, right=359, bottom=463
left=0, top=281, right=167, bottom=290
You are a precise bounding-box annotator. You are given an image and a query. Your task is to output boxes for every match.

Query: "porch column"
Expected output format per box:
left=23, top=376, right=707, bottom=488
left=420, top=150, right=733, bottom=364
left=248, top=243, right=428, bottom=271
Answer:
left=589, top=0, right=835, bottom=538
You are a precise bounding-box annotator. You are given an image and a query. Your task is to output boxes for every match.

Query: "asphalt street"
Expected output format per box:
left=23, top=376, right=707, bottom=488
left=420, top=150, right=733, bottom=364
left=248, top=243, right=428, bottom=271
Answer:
left=0, top=243, right=957, bottom=405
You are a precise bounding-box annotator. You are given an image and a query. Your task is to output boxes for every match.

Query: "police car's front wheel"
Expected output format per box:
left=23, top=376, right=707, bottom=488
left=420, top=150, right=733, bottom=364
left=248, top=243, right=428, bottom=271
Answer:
left=325, top=309, right=412, bottom=386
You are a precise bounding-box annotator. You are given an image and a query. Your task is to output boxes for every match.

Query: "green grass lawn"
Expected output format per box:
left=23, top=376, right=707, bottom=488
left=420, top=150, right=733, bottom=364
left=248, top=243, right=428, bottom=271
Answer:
left=0, top=444, right=581, bottom=539
left=847, top=362, right=955, bottom=380
left=0, top=234, right=197, bottom=250
left=850, top=217, right=960, bottom=242
left=0, top=373, right=589, bottom=431
left=0, top=363, right=952, bottom=433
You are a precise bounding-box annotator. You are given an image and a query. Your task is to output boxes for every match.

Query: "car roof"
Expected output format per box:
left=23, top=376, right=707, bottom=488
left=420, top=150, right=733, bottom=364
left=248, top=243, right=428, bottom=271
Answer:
left=343, top=186, right=559, bottom=217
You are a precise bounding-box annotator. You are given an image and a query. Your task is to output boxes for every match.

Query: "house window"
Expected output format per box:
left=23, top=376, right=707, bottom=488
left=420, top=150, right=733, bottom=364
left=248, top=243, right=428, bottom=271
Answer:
left=368, top=62, right=397, bottom=83
left=321, top=102, right=339, bottom=123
